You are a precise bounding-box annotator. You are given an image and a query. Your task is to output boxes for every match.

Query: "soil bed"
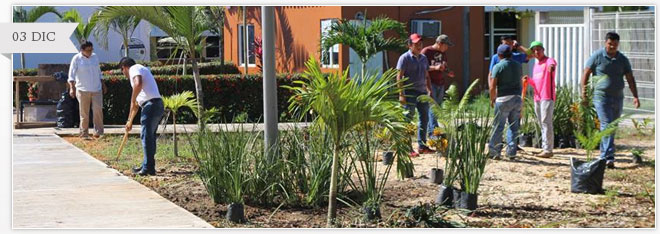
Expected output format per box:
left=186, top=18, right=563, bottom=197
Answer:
left=63, top=129, right=655, bottom=228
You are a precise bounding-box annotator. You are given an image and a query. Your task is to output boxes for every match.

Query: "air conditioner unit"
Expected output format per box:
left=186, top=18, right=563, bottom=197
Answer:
left=411, top=20, right=442, bottom=38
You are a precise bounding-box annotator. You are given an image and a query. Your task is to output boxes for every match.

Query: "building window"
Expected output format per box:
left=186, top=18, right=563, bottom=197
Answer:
left=205, top=36, right=220, bottom=59
left=154, top=36, right=184, bottom=60
left=484, top=12, right=518, bottom=59
left=410, top=19, right=442, bottom=38
left=320, top=19, right=339, bottom=68
left=238, top=24, right=255, bottom=66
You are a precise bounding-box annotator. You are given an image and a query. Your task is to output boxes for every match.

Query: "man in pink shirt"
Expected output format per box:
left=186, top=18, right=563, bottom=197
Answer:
left=524, top=41, right=556, bottom=158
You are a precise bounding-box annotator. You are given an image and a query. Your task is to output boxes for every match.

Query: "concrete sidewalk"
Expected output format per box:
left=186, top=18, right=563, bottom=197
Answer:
left=12, top=133, right=213, bottom=228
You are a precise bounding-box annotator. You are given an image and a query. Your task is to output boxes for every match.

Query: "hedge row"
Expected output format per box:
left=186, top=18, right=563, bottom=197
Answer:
left=102, top=74, right=304, bottom=124
left=13, top=68, right=38, bottom=76
left=103, top=62, right=240, bottom=76
left=99, top=61, right=162, bottom=71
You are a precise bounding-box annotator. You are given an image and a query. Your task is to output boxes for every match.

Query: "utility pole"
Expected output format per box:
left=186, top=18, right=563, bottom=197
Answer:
left=261, top=6, right=278, bottom=161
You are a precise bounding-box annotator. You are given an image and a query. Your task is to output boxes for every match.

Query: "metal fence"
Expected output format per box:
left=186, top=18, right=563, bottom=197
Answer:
left=589, top=10, right=655, bottom=113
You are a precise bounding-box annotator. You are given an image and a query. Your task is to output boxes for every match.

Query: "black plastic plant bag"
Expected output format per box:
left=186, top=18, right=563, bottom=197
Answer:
left=570, top=157, right=606, bottom=194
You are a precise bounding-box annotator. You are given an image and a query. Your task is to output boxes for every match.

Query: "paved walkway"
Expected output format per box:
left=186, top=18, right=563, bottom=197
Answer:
left=12, top=133, right=213, bottom=228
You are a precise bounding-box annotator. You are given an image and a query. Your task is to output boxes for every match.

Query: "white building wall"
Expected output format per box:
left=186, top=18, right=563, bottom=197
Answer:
left=12, top=6, right=152, bottom=69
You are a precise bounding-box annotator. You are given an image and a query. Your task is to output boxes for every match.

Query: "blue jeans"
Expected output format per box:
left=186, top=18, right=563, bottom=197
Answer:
left=427, top=84, right=445, bottom=138
left=594, top=95, right=624, bottom=161
left=405, top=90, right=430, bottom=149
left=489, top=96, right=522, bottom=157
left=140, top=98, right=165, bottom=171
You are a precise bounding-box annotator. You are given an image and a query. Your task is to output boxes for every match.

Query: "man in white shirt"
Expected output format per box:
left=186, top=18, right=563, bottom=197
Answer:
left=68, top=41, right=106, bottom=139
left=120, top=57, right=164, bottom=176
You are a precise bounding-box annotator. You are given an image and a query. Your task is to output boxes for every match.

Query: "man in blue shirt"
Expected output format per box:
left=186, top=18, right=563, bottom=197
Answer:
left=581, top=32, right=640, bottom=169
left=489, top=35, right=530, bottom=72
left=397, top=33, right=434, bottom=157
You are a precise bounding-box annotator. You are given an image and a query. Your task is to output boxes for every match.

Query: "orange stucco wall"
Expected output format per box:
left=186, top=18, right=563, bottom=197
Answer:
left=224, top=6, right=485, bottom=92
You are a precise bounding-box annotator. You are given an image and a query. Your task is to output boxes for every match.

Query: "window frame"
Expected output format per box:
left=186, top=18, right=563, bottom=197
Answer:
left=320, top=18, right=340, bottom=68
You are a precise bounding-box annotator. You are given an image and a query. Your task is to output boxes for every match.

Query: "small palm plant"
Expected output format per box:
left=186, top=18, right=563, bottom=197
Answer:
left=162, top=91, right=199, bottom=157
left=284, top=57, right=411, bottom=227
left=575, top=115, right=628, bottom=161
left=321, top=14, right=407, bottom=78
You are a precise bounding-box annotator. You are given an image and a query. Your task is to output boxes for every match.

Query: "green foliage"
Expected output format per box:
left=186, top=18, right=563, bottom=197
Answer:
left=602, top=6, right=649, bottom=12
left=60, top=8, right=98, bottom=44
left=631, top=148, right=644, bottom=158
left=98, top=6, right=212, bottom=113
left=631, top=118, right=653, bottom=136
left=520, top=95, right=539, bottom=135
left=284, top=57, right=412, bottom=225
left=102, top=62, right=240, bottom=76
left=101, top=73, right=303, bottom=124
left=321, top=15, right=407, bottom=77
left=13, top=6, right=61, bottom=23
left=419, top=79, right=490, bottom=191
left=399, top=203, right=465, bottom=228
left=553, top=86, right=578, bottom=138
left=574, top=114, right=628, bottom=161
left=92, top=13, right=140, bottom=56
left=163, top=91, right=199, bottom=117
left=188, top=125, right=261, bottom=204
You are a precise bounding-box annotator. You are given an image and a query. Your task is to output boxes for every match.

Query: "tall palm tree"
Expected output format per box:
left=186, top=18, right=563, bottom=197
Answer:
left=13, top=6, right=61, bottom=69
left=60, top=9, right=98, bottom=45
left=162, top=91, right=199, bottom=157
left=98, top=6, right=210, bottom=121
left=285, top=58, right=412, bottom=227
left=92, top=11, right=140, bottom=57
left=321, top=15, right=407, bottom=79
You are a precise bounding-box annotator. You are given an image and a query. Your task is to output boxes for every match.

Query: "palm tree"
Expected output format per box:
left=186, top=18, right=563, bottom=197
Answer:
left=321, top=15, right=407, bottom=79
left=60, top=9, right=98, bottom=45
left=285, top=58, right=412, bottom=227
left=13, top=6, right=61, bottom=69
left=98, top=6, right=210, bottom=121
left=92, top=12, right=140, bottom=57
left=162, top=91, right=199, bottom=157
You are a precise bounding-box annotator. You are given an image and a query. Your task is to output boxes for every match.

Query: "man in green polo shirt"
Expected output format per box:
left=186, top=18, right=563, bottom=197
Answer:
left=488, top=44, right=525, bottom=160
left=581, top=31, right=640, bottom=169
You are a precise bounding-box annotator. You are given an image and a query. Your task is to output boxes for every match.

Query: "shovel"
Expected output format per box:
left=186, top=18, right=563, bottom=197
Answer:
left=115, top=107, right=139, bottom=162
left=521, top=76, right=529, bottom=116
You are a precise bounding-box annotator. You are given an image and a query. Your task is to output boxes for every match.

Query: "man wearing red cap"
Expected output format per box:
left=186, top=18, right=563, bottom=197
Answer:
left=396, top=33, right=435, bottom=157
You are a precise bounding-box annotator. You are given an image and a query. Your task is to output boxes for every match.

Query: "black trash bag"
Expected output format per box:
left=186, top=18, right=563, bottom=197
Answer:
left=570, top=157, right=606, bottom=194
left=56, top=91, right=80, bottom=128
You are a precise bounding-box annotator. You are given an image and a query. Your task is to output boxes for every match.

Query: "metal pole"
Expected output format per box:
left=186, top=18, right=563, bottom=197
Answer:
left=462, top=7, right=470, bottom=93
left=261, top=6, right=278, bottom=160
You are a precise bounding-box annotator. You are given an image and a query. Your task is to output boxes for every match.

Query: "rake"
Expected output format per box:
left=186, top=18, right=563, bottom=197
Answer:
left=115, top=107, right=139, bottom=162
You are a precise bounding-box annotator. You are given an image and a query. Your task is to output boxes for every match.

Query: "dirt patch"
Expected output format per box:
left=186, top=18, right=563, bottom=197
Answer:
left=63, top=135, right=655, bottom=228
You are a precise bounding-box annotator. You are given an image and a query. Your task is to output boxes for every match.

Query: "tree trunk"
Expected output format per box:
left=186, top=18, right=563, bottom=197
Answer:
left=123, top=36, right=129, bottom=57
left=191, top=56, right=205, bottom=127
left=173, top=111, right=178, bottom=157
left=326, top=142, right=340, bottom=227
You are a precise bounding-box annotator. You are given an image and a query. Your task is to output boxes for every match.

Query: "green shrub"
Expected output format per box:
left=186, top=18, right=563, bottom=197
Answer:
left=13, top=68, right=38, bottom=76
left=102, top=62, right=240, bottom=76
left=99, top=60, right=162, bottom=71
left=102, top=73, right=303, bottom=124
